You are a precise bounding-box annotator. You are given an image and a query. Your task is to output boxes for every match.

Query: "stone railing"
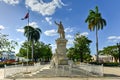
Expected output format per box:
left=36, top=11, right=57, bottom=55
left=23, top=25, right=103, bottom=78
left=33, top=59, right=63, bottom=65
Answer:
left=78, top=63, right=103, bottom=76
left=3, top=62, right=44, bottom=78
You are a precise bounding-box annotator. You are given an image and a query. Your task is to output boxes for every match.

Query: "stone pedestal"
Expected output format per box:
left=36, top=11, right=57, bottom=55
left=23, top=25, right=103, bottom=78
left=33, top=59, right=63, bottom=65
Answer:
left=51, top=38, right=68, bottom=67
left=55, top=38, right=68, bottom=65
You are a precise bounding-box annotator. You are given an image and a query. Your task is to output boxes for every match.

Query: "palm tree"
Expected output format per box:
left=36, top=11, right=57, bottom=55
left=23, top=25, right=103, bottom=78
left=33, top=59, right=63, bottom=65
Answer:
left=24, top=26, right=42, bottom=61
left=85, top=6, right=106, bottom=62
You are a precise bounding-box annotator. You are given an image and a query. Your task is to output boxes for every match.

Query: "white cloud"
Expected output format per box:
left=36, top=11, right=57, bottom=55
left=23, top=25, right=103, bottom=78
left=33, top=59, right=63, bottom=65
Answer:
left=75, top=32, right=89, bottom=38
left=67, top=39, right=74, bottom=45
left=9, top=38, right=13, bottom=41
left=14, top=48, right=19, bottom=53
left=108, top=36, right=116, bottom=40
left=0, top=25, right=5, bottom=30
left=66, top=34, right=73, bottom=39
left=16, top=28, right=24, bottom=33
left=0, top=0, right=19, bottom=5
left=45, top=17, right=52, bottom=25
left=50, top=44, right=56, bottom=53
left=17, top=22, right=39, bottom=33
left=19, top=40, right=24, bottom=45
left=65, top=27, right=73, bottom=33
left=16, top=38, right=20, bottom=41
left=81, top=32, right=89, bottom=36
left=108, top=36, right=120, bottom=42
left=29, top=22, right=39, bottom=28
left=44, top=29, right=57, bottom=36
left=25, top=0, right=65, bottom=16
left=108, top=36, right=120, bottom=40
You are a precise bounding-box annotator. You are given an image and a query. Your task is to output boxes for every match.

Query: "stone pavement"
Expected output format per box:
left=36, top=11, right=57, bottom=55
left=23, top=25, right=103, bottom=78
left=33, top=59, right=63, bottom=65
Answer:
left=0, top=68, right=4, bottom=79
left=1, top=66, right=120, bottom=80
left=1, top=77, right=120, bottom=80
left=103, top=67, right=120, bottom=77
left=5, top=64, right=97, bottom=79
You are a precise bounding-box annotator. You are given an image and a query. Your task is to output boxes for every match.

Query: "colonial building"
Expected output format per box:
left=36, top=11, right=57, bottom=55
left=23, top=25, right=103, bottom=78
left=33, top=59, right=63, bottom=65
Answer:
left=92, top=55, right=114, bottom=63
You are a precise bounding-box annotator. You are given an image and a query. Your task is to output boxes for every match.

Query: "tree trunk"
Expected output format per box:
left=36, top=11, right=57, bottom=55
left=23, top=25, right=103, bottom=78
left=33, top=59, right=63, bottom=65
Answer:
left=96, top=27, right=99, bottom=62
left=114, top=57, right=118, bottom=63
left=118, top=47, right=120, bottom=64
left=32, top=41, right=34, bottom=62
left=80, top=52, right=83, bottom=62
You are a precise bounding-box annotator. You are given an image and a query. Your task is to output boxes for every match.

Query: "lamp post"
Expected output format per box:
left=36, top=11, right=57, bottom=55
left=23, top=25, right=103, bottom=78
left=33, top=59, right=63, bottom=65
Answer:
left=117, top=42, right=120, bottom=64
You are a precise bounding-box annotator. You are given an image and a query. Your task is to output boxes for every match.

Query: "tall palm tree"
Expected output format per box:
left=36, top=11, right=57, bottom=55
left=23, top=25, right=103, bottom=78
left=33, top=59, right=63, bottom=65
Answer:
left=24, top=26, right=42, bottom=61
left=85, top=6, right=106, bottom=62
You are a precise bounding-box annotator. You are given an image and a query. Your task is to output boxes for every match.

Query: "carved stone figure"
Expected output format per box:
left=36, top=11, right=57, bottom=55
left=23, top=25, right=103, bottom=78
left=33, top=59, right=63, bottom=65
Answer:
left=55, top=21, right=65, bottom=38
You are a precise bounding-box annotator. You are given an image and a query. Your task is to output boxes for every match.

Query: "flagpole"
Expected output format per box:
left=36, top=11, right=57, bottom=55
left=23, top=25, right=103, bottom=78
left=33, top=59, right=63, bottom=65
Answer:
left=21, top=9, right=30, bottom=73
left=28, top=10, right=29, bottom=26
left=27, top=9, right=29, bottom=66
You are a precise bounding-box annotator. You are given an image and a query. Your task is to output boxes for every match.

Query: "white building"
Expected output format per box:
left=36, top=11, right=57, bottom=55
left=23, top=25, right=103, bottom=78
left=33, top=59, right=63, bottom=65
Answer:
left=92, top=55, right=114, bottom=62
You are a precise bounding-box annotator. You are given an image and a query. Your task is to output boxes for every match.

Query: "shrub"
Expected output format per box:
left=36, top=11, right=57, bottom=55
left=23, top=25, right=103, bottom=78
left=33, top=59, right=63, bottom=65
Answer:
left=89, top=62, right=119, bottom=67
left=103, top=62, right=119, bottom=67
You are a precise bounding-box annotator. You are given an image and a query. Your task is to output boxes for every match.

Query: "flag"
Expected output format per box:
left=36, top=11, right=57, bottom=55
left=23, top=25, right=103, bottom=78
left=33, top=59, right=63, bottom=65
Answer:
left=21, top=12, right=29, bottom=20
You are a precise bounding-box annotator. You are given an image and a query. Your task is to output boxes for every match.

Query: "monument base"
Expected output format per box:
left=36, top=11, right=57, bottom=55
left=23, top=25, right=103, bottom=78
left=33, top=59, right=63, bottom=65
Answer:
left=58, top=59, right=68, bottom=65
left=51, top=38, right=68, bottom=67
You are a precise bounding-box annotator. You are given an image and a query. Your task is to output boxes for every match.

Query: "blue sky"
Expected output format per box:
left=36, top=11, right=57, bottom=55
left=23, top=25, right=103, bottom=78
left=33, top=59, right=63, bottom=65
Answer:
left=0, top=0, right=120, bottom=55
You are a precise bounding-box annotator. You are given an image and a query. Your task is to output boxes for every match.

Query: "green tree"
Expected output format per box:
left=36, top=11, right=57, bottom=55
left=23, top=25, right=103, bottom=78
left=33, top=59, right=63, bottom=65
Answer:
left=99, top=45, right=118, bottom=62
left=17, top=41, right=31, bottom=58
left=67, top=47, right=75, bottom=60
left=0, top=33, right=18, bottom=60
left=6, top=40, right=18, bottom=52
left=0, top=33, right=18, bottom=52
left=74, top=33, right=92, bottom=62
left=0, top=33, right=9, bottom=50
left=17, top=41, right=52, bottom=62
left=24, top=26, right=42, bottom=61
left=37, top=42, right=52, bottom=62
left=67, top=33, right=92, bottom=62
left=85, top=6, right=106, bottom=62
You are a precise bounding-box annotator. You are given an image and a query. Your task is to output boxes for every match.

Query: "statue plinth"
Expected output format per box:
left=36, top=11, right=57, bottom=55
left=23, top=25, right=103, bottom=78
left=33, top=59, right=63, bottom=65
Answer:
left=51, top=38, right=68, bottom=67
left=56, top=38, right=67, bottom=55
left=55, top=38, right=68, bottom=65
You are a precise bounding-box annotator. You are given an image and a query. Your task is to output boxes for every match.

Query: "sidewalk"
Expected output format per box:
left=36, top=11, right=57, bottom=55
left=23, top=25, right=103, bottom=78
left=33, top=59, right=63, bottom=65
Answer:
left=103, top=67, right=120, bottom=77
left=1, top=77, right=120, bottom=80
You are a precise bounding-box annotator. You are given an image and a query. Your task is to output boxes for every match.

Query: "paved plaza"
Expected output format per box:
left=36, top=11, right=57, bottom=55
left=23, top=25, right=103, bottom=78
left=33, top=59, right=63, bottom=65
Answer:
left=103, top=67, right=120, bottom=77
left=1, top=77, right=120, bottom=80
left=0, top=65, right=120, bottom=80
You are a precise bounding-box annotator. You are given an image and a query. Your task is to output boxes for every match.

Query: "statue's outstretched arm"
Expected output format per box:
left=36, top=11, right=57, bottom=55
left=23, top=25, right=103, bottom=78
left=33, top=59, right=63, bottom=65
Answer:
left=54, top=21, right=59, bottom=26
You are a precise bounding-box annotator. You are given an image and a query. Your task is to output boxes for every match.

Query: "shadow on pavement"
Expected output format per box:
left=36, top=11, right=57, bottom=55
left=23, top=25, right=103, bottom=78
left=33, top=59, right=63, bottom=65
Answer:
left=104, top=74, right=120, bottom=77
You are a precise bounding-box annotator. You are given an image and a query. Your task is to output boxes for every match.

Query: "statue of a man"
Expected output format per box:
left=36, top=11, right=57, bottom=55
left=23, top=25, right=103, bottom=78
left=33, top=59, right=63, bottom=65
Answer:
left=55, top=21, right=65, bottom=38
